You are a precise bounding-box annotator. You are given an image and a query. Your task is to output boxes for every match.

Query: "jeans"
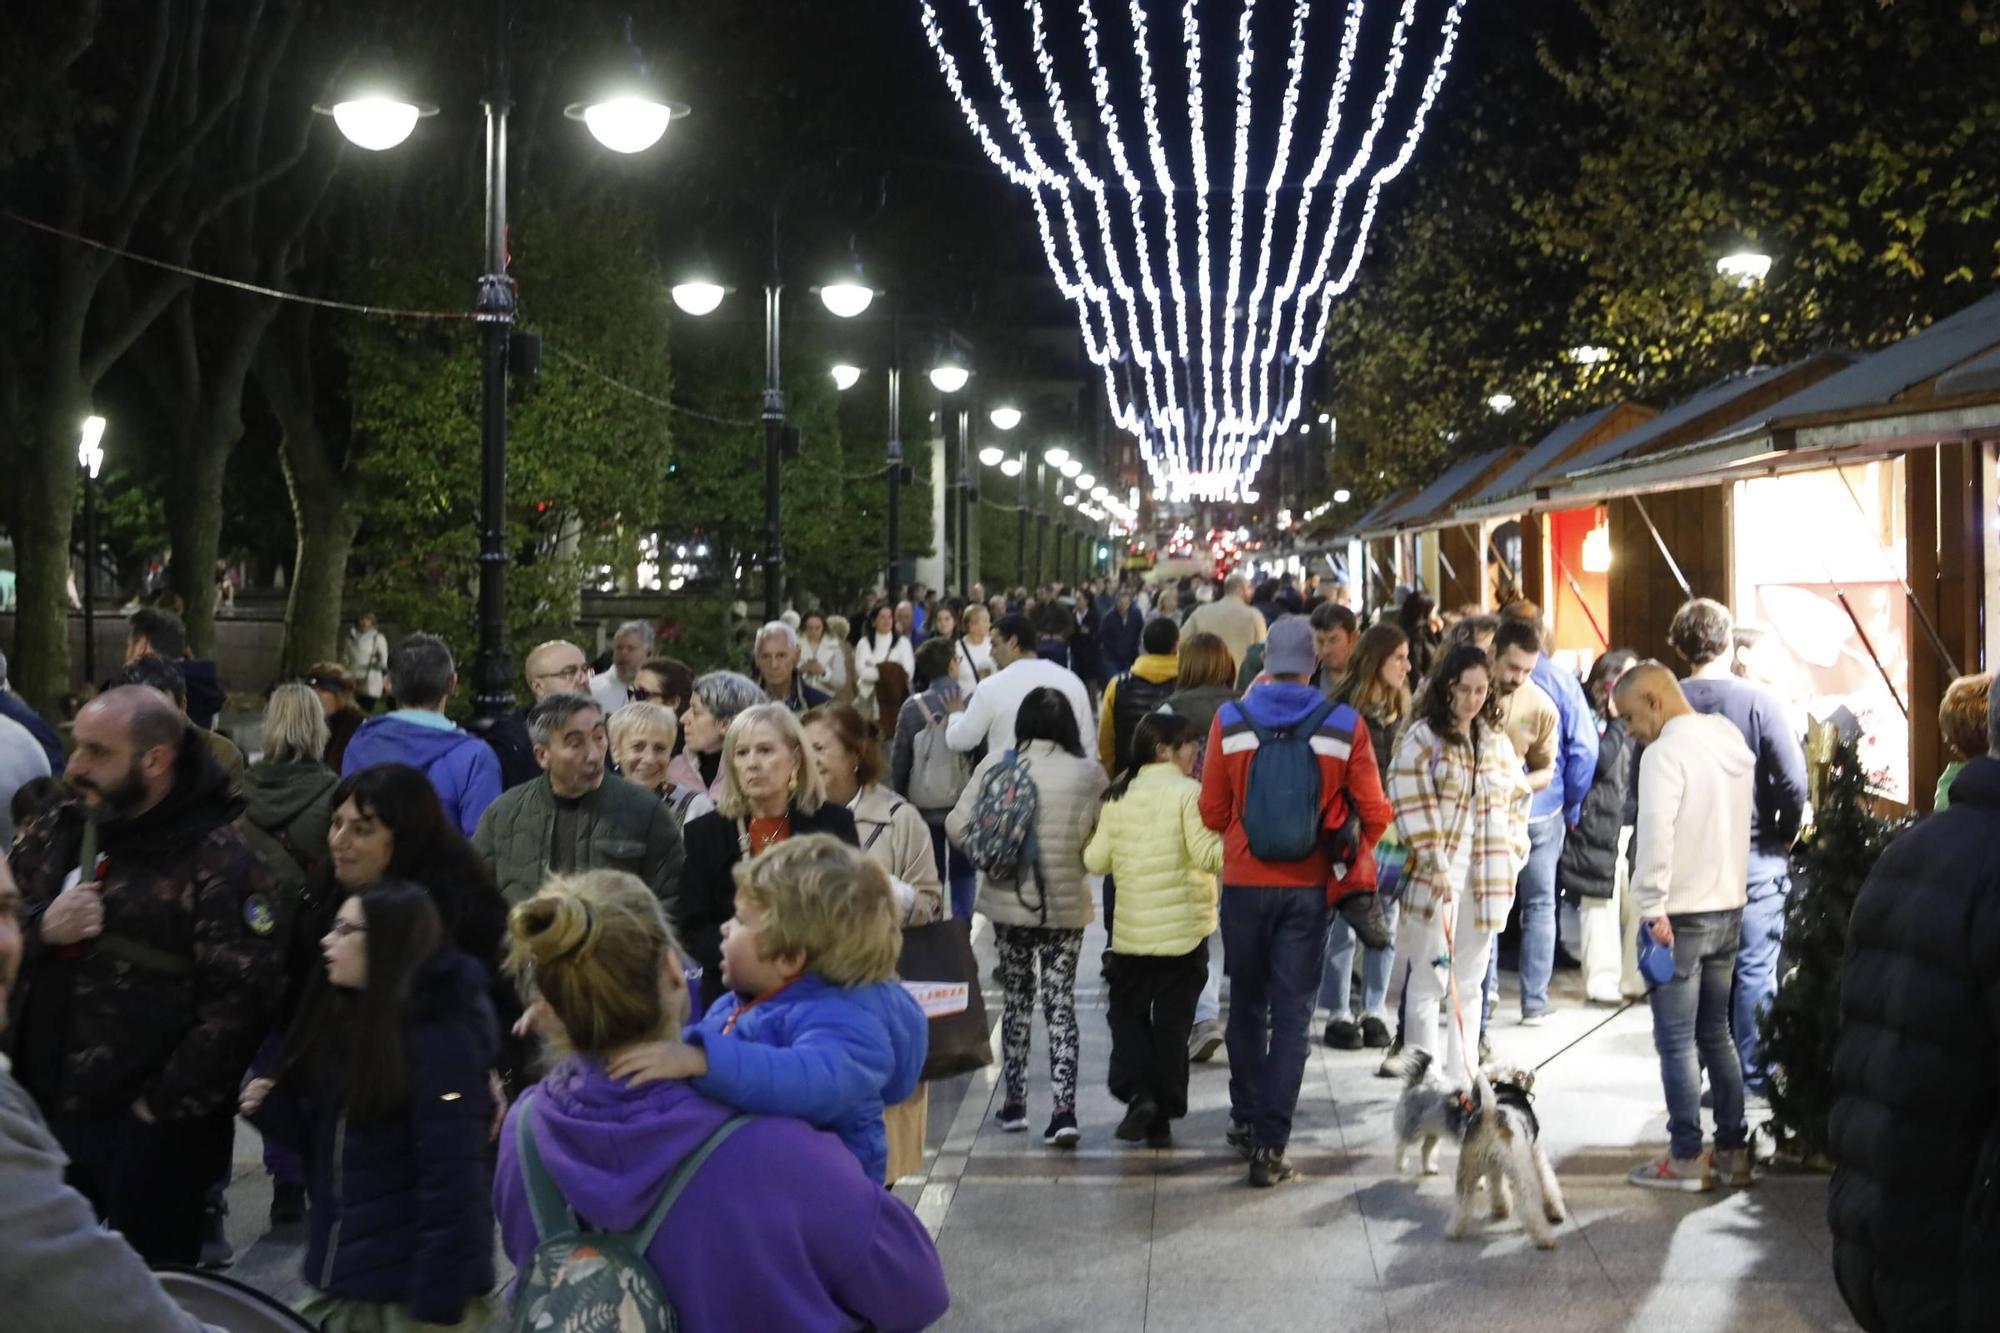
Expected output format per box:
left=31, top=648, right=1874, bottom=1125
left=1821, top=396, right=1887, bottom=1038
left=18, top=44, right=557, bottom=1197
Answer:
left=1480, top=815, right=1566, bottom=1029
left=1220, top=885, right=1332, bottom=1151
left=1321, top=898, right=1401, bottom=1019
left=1733, top=864, right=1791, bottom=1092
left=51, top=1110, right=235, bottom=1265
left=1105, top=941, right=1209, bottom=1120
left=1648, top=909, right=1749, bottom=1161
left=1193, top=927, right=1225, bottom=1024
left=928, top=818, right=978, bottom=923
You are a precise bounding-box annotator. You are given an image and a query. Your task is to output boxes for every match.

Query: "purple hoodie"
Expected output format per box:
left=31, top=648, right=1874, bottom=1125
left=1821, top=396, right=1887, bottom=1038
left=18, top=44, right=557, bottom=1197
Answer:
left=494, top=1058, right=949, bottom=1333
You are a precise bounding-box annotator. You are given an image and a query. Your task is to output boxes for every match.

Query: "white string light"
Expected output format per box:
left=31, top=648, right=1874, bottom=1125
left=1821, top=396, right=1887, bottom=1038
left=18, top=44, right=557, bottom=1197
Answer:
left=917, top=0, right=1464, bottom=502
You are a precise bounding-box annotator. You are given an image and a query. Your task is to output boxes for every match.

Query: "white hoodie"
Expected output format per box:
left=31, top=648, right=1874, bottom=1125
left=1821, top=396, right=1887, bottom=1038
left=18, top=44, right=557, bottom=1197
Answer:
left=1630, top=711, right=1756, bottom=921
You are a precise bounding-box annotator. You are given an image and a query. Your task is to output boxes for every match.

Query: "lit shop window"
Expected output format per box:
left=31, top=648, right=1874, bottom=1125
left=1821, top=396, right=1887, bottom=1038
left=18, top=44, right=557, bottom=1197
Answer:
left=1732, top=459, right=1909, bottom=803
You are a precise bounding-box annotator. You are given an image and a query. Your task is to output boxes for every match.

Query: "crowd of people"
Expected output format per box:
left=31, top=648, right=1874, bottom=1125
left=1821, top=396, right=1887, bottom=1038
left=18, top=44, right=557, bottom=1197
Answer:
left=0, top=564, right=1995, bottom=1331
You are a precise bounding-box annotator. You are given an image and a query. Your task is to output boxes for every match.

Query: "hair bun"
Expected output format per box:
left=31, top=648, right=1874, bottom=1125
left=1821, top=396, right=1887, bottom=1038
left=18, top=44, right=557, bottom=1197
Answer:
left=512, top=894, right=596, bottom=970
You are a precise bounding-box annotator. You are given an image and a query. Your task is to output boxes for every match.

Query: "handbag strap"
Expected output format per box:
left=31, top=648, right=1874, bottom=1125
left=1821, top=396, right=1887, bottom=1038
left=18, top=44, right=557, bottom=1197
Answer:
left=513, top=1093, right=581, bottom=1245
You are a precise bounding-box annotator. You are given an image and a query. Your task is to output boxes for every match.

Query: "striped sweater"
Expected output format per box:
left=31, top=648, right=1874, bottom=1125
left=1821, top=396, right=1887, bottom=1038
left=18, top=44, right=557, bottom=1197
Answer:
left=1196, top=681, right=1392, bottom=893
left=1387, top=719, right=1534, bottom=934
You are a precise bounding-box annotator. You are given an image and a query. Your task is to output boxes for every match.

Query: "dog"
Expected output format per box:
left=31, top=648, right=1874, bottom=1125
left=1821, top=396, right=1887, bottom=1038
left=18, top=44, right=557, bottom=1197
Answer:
left=1391, top=1048, right=1567, bottom=1249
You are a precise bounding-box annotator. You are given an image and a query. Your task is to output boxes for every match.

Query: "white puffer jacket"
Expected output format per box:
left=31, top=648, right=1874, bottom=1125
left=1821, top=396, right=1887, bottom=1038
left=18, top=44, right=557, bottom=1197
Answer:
left=945, top=739, right=1107, bottom=931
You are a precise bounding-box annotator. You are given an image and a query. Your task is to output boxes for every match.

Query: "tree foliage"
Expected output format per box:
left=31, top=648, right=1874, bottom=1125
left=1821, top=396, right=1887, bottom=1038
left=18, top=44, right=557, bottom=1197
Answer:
left=1324, top=0, right=2000, bottom=512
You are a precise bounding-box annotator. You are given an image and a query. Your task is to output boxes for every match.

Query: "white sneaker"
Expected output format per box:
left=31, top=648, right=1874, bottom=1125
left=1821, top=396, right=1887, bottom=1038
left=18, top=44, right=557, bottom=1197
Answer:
left=1518, top=1010, right=1549, bottom=1028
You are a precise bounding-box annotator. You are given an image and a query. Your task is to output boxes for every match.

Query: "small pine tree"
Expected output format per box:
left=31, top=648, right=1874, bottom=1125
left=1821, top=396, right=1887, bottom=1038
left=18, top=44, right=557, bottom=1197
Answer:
left=1760, top=731, right=1902, bottom=1163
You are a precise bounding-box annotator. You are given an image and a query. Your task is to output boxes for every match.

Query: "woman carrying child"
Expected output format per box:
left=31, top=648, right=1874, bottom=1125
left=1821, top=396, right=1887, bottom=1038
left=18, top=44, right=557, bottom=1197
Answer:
left=497, top=868, right=947, bottom=1331
left=1083, top=711, right=1221, bottom=1148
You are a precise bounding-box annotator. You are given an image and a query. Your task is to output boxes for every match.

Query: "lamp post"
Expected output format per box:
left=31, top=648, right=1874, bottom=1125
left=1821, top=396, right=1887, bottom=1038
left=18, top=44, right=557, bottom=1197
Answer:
left=318, top=2, right=684, bottom=720
left=77, top=416, right=105, bottom=683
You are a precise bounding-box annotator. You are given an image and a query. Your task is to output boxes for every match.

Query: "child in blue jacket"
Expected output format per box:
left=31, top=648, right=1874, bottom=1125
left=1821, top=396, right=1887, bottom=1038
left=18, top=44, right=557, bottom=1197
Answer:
left=611, top=833, right=928, bottom=1183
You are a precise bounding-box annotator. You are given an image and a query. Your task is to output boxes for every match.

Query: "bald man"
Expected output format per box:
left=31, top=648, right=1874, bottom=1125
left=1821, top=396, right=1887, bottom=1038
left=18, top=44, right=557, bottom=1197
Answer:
left=9, top=686, right=281, bottom=1263
left=483, top=640, right=593, bottom=790
left=1614, top=663, right=1757, bottom=1192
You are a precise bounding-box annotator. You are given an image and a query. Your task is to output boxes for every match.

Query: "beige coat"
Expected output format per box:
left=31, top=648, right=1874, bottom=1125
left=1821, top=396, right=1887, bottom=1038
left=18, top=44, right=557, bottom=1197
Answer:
left=945, top=740, right=1107, bottom=931
left=848, top=783, right=943, bottom=924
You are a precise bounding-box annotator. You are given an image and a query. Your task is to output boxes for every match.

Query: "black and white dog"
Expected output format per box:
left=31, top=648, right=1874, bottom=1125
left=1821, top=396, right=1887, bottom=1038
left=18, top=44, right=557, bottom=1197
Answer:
left=1391, top=1048, right=1567, bottom=1249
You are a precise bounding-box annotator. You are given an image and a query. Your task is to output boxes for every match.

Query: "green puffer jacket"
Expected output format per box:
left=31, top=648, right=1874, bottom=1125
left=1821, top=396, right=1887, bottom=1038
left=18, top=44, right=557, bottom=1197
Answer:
left=234, top=760, right=337, bottom=901
left=473, top=773, right=686, bottom=906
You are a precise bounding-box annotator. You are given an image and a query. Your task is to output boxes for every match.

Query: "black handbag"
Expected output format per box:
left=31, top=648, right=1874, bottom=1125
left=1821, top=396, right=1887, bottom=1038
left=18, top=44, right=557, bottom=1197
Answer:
left=897, top=916, right=994, bottom=1081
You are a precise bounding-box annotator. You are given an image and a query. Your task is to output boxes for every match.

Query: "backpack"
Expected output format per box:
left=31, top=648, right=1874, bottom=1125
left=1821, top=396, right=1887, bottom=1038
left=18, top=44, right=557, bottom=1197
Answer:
left=1109, top=671, right=1175, bottom=774
left=907, top=697, right=971, bottom=810
left=962, top=748, right=1046, bottom=920
left=1235, top=696, right=1340, bottom=862
left=509, top=1093, right=749, bottom=1333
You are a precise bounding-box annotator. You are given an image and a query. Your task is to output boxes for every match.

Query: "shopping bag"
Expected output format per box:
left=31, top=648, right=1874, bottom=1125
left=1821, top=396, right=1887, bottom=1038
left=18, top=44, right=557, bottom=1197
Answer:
left=897, top=916, right=993, bottom=1080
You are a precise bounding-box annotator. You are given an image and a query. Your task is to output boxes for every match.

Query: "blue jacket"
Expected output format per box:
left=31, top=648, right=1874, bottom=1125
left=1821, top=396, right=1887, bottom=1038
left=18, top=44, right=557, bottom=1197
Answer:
left=1531, top=655, right=1598, bottom=826
left=0, top=690, right=63, bottom=772
left=252, top=951, right=498, bottom=1325
left=1682, top=675, right=1809, bottom=875
left=1100, top=605, right=1145, bottom=674
left=341, top=713, right=502, bottom=838
left=686, top=973, right=928, bottom=1184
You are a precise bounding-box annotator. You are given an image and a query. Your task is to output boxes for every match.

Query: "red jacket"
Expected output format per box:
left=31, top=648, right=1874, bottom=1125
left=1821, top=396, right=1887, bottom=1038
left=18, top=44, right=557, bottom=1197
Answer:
left=1197, top=682, right=1394, bottom=899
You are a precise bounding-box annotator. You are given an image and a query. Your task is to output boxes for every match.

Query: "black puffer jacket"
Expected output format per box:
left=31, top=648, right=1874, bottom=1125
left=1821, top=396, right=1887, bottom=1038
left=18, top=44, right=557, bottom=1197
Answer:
left=1829, top=756, right=2000, bottom=1333
left=252, top=949, right=497, bottom=1325
left=1557, top=718, right=1636, bottom=902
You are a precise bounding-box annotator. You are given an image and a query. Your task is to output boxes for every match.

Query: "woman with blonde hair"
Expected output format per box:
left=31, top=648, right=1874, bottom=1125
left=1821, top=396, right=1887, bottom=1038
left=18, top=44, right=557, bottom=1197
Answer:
left=674, top=703, right=859, bottom=1010
left=610, top=701, right=714, bottom=826
left=494, top=870, right=947, bottom=1331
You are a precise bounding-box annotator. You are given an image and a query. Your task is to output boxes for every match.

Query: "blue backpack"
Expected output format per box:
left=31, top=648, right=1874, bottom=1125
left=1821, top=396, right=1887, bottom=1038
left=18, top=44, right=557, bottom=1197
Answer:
left=1235, top=696, right=1339, bottom=862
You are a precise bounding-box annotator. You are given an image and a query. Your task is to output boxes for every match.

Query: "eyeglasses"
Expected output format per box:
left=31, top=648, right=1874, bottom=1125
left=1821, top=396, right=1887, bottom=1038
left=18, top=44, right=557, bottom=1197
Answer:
left=630, top=686, right=677, bottom=704
left=532, top=663, right=592, bottom=684
left=328, top=920, right=368, bottom=939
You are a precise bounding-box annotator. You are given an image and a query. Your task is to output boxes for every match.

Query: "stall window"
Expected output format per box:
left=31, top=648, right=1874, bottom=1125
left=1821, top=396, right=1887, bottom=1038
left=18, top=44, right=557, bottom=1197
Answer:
left=1732, top=458, right=1910, bottom=802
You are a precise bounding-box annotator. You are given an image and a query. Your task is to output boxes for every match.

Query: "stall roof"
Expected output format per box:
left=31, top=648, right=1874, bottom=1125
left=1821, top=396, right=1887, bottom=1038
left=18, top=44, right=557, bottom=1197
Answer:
left=1702, top=289, right=2000, bottom=445
left=1338, top=484, right=1418, bottom=543
left=1360, top=447, right=1521, bottom=538
left=1452, top=402, right=1659, bottom=519
left=1544, top=292, right=2000, bottom=500
left=1937, top=345, right=2000, bottom=397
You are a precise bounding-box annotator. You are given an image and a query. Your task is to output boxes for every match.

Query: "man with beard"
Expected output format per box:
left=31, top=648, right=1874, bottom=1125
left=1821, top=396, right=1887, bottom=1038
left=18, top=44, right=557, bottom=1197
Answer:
left=6, top=686, right=281, bottom=1265
left=473, top=692, right=686, bottom=906
left=1, top=856, right=213, bottom=1330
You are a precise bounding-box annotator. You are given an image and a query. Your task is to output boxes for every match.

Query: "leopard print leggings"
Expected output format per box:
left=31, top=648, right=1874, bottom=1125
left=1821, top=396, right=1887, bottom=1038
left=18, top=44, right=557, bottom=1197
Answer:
left=992, top=924, right=1085, bottom=1113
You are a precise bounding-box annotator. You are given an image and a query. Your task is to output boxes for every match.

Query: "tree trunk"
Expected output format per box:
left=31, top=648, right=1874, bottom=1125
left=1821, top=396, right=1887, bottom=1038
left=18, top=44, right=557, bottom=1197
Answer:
left=165, top=431, right=232, bottom=657
left=258, top=326, right=360, bottom=677
left=13, top=393, right=86, bottom=716
left=278, top=445, right=360, bottom=677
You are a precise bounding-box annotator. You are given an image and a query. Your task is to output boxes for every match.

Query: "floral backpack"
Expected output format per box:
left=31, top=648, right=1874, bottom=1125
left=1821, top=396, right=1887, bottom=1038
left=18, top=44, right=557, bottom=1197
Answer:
left=509, top=1093, right=748, bottom=1332
left=963, top=747, right=1047, bottom=920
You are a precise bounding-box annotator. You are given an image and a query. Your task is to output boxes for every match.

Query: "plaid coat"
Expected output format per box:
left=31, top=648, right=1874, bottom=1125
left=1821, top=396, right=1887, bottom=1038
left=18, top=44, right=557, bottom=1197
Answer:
left=1387, top=719, right=1533, bottom=934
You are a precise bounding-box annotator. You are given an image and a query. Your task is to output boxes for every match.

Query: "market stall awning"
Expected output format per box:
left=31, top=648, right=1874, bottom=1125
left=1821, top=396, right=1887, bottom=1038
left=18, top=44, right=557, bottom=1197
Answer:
left=1361, top=448, right=1521, bottom=539
left=1339, top=484, right=1419, bottom=543
left=1453, top=402, right=1656, bottom=520
left=1541, top=295, right=2000, bottom=501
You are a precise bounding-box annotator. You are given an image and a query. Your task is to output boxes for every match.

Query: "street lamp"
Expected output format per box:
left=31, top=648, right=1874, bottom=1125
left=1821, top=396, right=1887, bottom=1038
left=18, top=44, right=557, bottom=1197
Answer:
left=669, top=256, right=874, bottom=620
left=318, top=7, right=682, bottom=721
left=1333, top=488, right=1352, bottom=503
left=830, top=363, right=861, bottom=391
left=1060, top=458, right=1082, bottom=479
left=1044, top=446, right=1070, bottom=467
left=1716, top=251, right=1772, bottom=287
left=928, top=361, right=969, bottom=394
left=978, top=446, right=1005, bottom=467
left=989, top=405, right=1022, bottom=431
left=999, top=456, right=1022, bottom=477
left=670, top=281, right=726, bottom=316
left=1076, top=472, right=1095, bottom=490
left=77, top=415, right=105, bottom=683
left=1487, top=393, right=1516, bottom=414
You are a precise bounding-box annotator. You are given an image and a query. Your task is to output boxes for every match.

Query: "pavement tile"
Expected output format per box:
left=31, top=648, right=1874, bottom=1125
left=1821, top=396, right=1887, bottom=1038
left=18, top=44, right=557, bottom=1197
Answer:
left=1379, top=1276, right=1629, bottom=1332
left=938, top=1176, right=1158, bottom=1236
left=1565, top=1185, right=1830, bottom=1285
left=1144, top=1276, right=1389, bottom=1333
left=933, top=1220, right=1150, bottom=1333
left=1152, top=1174, right=1368, bottom=1235
left=1620, top=1279, right=1862, bottom=1333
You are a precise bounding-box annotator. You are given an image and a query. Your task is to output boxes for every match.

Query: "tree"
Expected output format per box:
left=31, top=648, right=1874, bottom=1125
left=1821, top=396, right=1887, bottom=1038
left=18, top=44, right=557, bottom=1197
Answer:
left=0, top=3, right=286, bottom=712
left=338, top=186, right=675, bottom=694
left=1761, top=731, right=1901, bottom=1164
left=1323, top=0, right=2000, bottom=513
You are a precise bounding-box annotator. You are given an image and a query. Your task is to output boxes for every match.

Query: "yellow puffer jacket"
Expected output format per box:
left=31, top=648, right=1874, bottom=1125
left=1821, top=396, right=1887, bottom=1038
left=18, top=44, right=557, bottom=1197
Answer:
left=1083, top=763, right=1222, bottom=956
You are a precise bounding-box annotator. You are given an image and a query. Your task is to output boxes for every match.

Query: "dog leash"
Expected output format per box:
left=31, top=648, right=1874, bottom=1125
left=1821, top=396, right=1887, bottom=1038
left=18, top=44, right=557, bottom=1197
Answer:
left=1530, top=997, right=1642, bottom=1074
